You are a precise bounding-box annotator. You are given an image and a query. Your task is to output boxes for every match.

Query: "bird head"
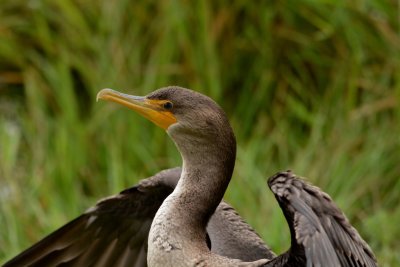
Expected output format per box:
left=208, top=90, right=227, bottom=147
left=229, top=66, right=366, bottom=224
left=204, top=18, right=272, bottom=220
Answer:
left=96, top=86, right=234, bottom=145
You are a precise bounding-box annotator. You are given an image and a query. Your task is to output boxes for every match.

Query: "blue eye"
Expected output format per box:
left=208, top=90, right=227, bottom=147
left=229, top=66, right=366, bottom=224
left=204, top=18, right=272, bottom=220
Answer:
left=163, top=101, right=173, bottom=110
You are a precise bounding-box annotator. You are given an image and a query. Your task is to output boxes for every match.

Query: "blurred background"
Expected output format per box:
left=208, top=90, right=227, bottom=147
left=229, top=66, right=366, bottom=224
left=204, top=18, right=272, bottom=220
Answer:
left=0, top=0, right=399, bottom=265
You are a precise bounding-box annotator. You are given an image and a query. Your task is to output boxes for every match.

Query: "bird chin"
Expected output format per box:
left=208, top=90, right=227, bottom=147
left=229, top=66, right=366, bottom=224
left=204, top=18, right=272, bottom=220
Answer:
left=166, top=122, right=180, bottom=135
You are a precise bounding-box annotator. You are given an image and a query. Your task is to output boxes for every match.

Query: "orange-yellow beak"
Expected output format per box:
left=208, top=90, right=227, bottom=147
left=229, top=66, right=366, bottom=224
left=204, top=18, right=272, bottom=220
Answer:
left=97, top=88, right=177, bottom=130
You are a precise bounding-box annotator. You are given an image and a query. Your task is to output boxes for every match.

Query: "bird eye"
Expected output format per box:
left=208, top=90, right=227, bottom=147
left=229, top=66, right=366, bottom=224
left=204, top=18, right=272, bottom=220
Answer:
left=163, top=101, right=173, bottom=110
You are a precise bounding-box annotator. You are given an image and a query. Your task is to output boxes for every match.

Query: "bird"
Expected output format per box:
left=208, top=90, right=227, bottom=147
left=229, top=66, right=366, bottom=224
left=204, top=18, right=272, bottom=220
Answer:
left=3, top=86, right=377, bottom=267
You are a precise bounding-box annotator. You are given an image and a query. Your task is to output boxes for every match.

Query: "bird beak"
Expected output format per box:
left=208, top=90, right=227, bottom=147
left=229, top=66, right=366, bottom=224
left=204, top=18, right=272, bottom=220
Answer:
left=97, top=88, right=177, bottom=130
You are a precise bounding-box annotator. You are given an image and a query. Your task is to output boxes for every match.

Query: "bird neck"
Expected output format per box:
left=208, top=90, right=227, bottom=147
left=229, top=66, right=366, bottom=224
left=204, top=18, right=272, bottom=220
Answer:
left=170, top=128, right=236, bottom=232
left=147, top=108, right=237, bottom=265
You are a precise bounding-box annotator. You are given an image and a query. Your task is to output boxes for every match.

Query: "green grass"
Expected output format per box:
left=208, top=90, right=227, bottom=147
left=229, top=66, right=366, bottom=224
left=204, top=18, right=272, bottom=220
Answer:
left=0, top=0, right=399, bottom=265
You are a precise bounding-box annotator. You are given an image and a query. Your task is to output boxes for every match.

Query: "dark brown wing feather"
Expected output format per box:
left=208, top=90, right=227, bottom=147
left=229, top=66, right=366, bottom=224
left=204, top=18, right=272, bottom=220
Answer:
left=207, top=201, right=275, bottom=261
left=3, top=167, right=274, bottom=266
left=266, top=171, right=377, bottom=267
left=3, top=169, right=178, bottom=267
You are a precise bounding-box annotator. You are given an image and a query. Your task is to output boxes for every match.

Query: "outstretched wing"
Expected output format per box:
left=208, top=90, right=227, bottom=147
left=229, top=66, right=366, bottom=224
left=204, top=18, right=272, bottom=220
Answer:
left=3, top=168, right=180, bottom=267
left=4, top=167, right=274, bottom=266
left=267, top=171, right=377, bottom=267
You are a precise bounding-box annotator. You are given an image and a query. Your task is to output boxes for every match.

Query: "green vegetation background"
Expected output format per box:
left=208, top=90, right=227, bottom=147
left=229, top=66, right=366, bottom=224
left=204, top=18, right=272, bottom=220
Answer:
left=0, top=1, right=399, bottom=265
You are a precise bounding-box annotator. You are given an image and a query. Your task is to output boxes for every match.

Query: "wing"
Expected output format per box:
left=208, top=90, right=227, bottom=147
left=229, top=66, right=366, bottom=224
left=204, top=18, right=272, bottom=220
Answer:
left=4, top=167, right=274, bottom=266
left=3, top=168, right=180, bottom=267
left=207, top=201, right=275, bottom=262
left=266, top=171, right=377, bottom=267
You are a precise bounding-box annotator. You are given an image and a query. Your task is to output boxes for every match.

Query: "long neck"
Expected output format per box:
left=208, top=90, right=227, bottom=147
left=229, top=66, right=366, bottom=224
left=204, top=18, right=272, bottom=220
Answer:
left=147, top=126, right=237, bottom=265
left=169, top=124, right=236, bottom=232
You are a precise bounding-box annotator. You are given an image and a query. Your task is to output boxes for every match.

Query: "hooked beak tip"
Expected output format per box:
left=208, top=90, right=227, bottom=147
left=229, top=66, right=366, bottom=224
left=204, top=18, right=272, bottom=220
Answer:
left=96, top=88, right=114, bottom=102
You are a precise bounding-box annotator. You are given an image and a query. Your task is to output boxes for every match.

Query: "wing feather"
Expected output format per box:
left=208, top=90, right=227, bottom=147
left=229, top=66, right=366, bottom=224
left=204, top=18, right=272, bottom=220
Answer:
left=3, top=172, right=173, bottom=267
left=4, top=167, right=273, bottom=266
left=267, top=171, right=377, bottom=267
